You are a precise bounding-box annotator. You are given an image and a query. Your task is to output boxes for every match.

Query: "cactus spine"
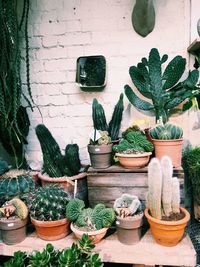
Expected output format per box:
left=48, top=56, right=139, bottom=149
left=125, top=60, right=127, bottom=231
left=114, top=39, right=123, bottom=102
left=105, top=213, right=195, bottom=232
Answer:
left=147, top=156, right=180, bottom=219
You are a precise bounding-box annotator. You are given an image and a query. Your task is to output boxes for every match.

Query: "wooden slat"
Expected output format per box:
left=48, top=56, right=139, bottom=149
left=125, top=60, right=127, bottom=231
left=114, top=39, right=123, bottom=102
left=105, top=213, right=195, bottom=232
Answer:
left=0, top=231, right=196, bottom=266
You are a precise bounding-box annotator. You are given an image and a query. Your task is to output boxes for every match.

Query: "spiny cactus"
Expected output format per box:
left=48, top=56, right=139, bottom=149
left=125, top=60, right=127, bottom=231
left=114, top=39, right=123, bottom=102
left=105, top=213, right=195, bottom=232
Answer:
left=97, top=131, right=111, bottom=145
left=66, top=198, right=115, bottom=231
left=114, top=194, right=142, bottom=218
left=147, top=156, right=180, bottom=219
left=29, top=185, right=69, bottom=221
left=0, top=198, right=28, bottom=220
left=150, top=124, right=183, bottom=140
left=0, top=170, right=35, bottom=204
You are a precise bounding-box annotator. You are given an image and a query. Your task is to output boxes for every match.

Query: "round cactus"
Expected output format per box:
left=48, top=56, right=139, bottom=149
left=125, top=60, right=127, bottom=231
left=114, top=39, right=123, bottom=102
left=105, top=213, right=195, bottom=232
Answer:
left=150, top=124, right=183, bottom=140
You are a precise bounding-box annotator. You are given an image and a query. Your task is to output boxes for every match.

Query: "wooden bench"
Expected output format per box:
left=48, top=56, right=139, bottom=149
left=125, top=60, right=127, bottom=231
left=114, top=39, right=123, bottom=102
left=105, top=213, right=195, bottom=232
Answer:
left=0, top=230, right=196, bottom=266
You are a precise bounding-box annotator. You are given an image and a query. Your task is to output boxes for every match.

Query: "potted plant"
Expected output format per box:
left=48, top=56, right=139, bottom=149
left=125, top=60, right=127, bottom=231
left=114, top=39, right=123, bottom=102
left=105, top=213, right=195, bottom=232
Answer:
left=35, top=124, right=88, bottom=202
left=88, top=130, right=113, bottom=169
left=145, top=156, right=190, bottom=247
left=149, top=123, right=183, bottom=167
left=66, top=198, right=115, bottom=244
left=113, top=127, right=154, bottom=168
left=114, top=193, right=143, bottom=245
left=28, top=185, right=70, bottom=241
left=125, top=48, right=200, bottom=124
left=3, top=234, right=103, bottom=267
left=0, top=197, right=28, bottom=245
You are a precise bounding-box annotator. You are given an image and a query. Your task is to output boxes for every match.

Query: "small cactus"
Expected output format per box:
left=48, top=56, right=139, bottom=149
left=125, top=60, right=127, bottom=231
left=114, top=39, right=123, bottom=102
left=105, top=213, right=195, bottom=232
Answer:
left=150, top=124, right=183, bottom=140
left=147, top=156, right=180, bottom=219
left=97, top=131, right=111, bottom=145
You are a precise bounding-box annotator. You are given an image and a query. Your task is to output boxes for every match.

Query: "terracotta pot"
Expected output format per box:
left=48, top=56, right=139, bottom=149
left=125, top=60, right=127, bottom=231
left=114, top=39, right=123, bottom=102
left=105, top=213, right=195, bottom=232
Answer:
left=0, top=217, right=27, bottom=245
left=88, top=144, right=113, bottom=169
left=144, top=207, right=190, bottom=247
left=116, top=152, right=152, bottom=169
left=38, top=172, right=88, bottom=203
left=116, top=213, right=143, bottom=245
left=152, top=139, right=183, bottom=167
left=31, top=217, right=70, bottom=241
left=70, top=222, right=108, bottom=244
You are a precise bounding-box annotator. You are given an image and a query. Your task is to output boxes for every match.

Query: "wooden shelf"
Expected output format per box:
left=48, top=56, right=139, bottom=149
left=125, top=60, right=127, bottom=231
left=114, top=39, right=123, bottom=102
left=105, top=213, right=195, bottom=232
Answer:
left=0, top=230, right=196, bottom=266
left=188, top=38, right=200, bottom=55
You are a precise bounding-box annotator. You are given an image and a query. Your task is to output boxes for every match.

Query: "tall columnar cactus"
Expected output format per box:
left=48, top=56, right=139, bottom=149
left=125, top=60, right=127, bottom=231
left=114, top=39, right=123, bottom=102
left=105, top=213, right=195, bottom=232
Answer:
left=125, top=48, right=200, bottom=123
left=147, top=156, right=180, bottom=219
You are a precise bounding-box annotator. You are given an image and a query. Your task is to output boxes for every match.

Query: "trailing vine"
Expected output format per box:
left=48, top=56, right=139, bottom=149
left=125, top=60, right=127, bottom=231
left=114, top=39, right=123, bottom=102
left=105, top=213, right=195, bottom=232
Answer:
left=0, top=0, right=33, bottom=169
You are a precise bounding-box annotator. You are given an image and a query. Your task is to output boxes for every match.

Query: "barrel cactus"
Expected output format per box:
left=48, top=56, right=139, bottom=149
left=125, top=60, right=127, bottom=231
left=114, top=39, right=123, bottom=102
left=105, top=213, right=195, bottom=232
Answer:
left=0, top=170, right=35, bottom=204
left=147, top=156, right=180, bottom=219
left=149, top=124, right=183, bottom=140
left=66, top=198, right=115, bottom=230
left=29, top=185, right=69, bottom=221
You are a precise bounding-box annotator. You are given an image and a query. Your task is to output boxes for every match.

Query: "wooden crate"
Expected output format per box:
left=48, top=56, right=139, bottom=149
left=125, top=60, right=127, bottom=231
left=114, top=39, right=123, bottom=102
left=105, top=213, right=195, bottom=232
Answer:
left=87, top=164, right=184, bottom=208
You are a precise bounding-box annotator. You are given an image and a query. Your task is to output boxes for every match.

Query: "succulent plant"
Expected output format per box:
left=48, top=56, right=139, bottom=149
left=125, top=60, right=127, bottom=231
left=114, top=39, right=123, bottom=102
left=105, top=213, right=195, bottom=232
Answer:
left=113, top=130, right=154, bottom=153
left=150, top=124, right=183, bottom=140
left=147, top=156, right=180, bottom=220
left=125, top=48, right=200, bottom=123
left=97, top=131, right=111, bottom=145
left=114, top=194, right=142, bottom=218
left=66, top=198, right=115, bottom=231
left=0, top=160, right=9, bottom=176
left=29, top=185, right=69, bottom=221
left=0, top=198, right=28, bottom=220
left=0, top=170, right=35, bottom=204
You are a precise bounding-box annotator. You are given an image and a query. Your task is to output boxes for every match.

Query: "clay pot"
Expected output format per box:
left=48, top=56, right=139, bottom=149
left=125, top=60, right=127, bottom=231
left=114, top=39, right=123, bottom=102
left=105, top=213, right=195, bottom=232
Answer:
left=116, top=213, right=143, bottom=245
left=70, top=222, right=108, bottom=244
left=88, top=144, right=113, bottom=169
left=31, top=217, right=70, bottom=241
left=116, top=152, right=152, bottom=169
left=144, top=207, right=190, bottom=247
left=152, top=139, right=183, bottom=167
left=0, top=217, right=27, bottom=245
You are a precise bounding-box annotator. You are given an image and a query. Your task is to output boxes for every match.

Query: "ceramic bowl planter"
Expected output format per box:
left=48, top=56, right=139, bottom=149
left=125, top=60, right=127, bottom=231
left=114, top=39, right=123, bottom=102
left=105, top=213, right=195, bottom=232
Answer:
left=0, top=217, right=27, bottom=245
left=116, top=212, right=143, bottom=245
left=31, top=217, right=70, bottom=241
left=116, top=152, right=152, bottom=169
left=70, top=223, right=108, bottom=244
left=88, top=144, right=113, bottom=169
left=145, top=207, right=190, bottom=246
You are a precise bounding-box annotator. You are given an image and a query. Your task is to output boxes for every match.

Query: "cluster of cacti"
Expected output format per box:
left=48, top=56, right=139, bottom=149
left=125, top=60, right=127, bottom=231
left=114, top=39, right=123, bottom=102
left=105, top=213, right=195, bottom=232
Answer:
left=0, top=198, right=28, bottom=220
left=150, top=124, right=183, bottom=140
left=66, top=198, right=115, bottom=231
left=114, top=194, right=142, bottom=218
left=147, top=156, right=180, bottom=219
left=35, top=124, right=82, bottom=177
left=0, top=160, right=9, bottom=176
left=113, top=130, right=154, bottom=153
left=29, top=185, right=69, bottom=221
left=0, top=170, right=35, bottom=204
left=125, top=48, right=200, bottom=123
left=97, top=131, right=111, bottom=145
left=92, top=94, right=124, bottom=141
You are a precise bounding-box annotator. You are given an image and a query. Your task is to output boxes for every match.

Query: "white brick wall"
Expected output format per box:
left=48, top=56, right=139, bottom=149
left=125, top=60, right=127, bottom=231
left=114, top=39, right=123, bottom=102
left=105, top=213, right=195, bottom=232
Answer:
left=25, top=0, right=199, bottom=169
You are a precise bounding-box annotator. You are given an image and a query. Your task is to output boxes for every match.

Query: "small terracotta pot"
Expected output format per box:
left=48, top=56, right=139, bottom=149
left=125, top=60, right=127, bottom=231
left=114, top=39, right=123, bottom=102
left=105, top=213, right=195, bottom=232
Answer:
left=144, top=207, right=190, bottom=247
left=0, top=217, right=27, bottom=245
left=70, top=222, right=108, bottom=244
left=152, top=139, right=183, bottom=167
left=88, top=144, right=113, bottom=169
left=31, top=217, right=70, bottom=241
left=116, top=213, right=143, bottom=245
left=116, top=152, right=152, bottom=169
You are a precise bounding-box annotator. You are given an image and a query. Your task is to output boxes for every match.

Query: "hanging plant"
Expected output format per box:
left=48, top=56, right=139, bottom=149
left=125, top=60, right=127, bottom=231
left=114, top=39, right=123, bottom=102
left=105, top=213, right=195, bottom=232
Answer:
left=0, top=0, right=33, bottom=168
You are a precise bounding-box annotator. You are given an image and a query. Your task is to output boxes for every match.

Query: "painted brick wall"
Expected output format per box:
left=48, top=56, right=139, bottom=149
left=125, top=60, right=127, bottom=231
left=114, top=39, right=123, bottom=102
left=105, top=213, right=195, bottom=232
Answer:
left=24, top=0, right=199, bottom=169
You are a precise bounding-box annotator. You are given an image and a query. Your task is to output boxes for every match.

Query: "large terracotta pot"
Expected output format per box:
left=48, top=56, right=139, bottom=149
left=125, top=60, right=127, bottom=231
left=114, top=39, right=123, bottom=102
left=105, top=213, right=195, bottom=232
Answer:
left=70, top=222, right=108, bottom=244
left=0, top=217, right=27, bottom=245
left=152, top=139, right=183, bottom=167
left=116, top=152, right=152, bottom=169
left=88, top=144, right=113, bottom=169
left=116, top=212, right=143, bottom=245
left=31, top=217, right=70, bottom=241
left=144, top=207, right=190, bottom=247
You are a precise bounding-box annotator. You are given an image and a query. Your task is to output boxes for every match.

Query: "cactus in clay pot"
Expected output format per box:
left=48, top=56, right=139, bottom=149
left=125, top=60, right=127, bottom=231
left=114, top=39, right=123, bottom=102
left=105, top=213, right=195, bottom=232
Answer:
left=149, top=124, right=183, bottom=140
left=147, top=156, right=180, bottom=220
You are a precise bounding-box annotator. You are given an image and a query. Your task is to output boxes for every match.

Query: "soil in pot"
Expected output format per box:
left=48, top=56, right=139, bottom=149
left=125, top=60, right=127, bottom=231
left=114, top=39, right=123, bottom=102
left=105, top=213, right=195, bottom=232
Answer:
left=144, top=207, right=190, bottom=246
left=70, top=222, right=108, bottom=244
left=0, top=216, right=27, bottom=245
left=116, top=213, right=143, bottom=245
left=88, top=144, right=113, bottom=169
left=31, top=217, right=70, bottom=241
